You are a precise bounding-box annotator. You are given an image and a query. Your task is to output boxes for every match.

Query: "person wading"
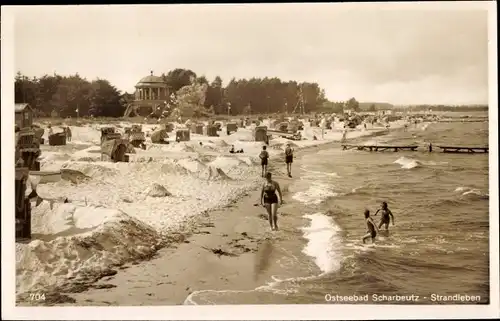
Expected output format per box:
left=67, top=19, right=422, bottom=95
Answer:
left=260, top=172, right=283, bottom=231
left=362, top=209, right=379, bottom=244
left=374, top=201, right=395, bottom=232
left=285, top=143, right=294, bottom=178
left=259, top=145, right=269, bottom=177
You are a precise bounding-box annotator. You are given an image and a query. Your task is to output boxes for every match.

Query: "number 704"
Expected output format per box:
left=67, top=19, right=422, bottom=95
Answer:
left=30, top=293, right=46, bottom=301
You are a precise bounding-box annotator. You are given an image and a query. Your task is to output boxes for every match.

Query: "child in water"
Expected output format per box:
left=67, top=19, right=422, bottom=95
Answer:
left=374, top=201, right=395, bottom=231
left=362, top=209, right=379, bottom=244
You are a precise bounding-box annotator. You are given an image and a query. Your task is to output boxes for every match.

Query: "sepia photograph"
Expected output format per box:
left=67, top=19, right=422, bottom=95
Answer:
left=1, top=2, right=498, bottom=320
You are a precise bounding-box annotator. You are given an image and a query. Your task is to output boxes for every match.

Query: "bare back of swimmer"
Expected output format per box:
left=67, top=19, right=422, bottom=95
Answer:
left=362, top=209, right=379, bottom=244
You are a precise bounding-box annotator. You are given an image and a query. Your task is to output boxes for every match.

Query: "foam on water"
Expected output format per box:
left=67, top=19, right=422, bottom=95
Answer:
left=292, top=181, right=337, bottom=205
left=301, top=167, right=340, bottom=178
left=454, top=186, right=487, bottom=198
left=301, top=213, right=342, bottom=274
left=394, top=156, right=420, bottom=169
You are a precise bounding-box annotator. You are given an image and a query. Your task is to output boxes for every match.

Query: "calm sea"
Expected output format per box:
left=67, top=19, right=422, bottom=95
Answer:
left=185, top=119, right=490, bottom=305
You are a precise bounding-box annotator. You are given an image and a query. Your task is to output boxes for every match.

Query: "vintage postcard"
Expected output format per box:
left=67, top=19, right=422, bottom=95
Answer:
left=1, top=2, right=498, bottom=320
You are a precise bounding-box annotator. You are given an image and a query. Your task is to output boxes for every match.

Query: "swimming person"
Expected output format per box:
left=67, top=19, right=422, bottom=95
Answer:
left=374, top=201, right=395, bottom=231
left=259, top=145, right=269, bottom=177
left=362, top=209, right=379, bottom=244
left=260, top=172, right=283, bottom=231
left=285, top=143, right=294, bottom=178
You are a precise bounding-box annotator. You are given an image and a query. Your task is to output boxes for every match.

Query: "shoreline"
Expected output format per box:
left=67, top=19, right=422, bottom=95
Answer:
left=16, top=123, right=403, bottom=306
left=42, top=158, right=309, bottom=306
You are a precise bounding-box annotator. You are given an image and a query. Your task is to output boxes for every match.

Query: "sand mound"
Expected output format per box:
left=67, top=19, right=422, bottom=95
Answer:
left=179, top=143, right=196, bottom=153
left=60, top=169, right=91, bottom=184
left=176, top=157, right=207, bottom=173
left=212, top=140, right=230, bottom=147
left=61, top=162, right=118, bottom=179
left=40, top=153, right=72, bottom=162
left=198, top=166, right=232, bottom=181
left=236, top=156, right=257, bottom=166
left=75, top=157, right=96, bottom=162
left=160, top=161, right=191, bottom=176
left=210, top=156, right=249, bottom=170
left=146, top=184, right=172, bottom=198
left=16, top=204, right=162, bottom=294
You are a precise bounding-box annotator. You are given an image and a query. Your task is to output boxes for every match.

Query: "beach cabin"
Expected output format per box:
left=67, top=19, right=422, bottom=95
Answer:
left=163, top=123, right=174, bottom=132
left=15, top=168, right=32, bottom=240
left=151, top=129, right=169, bottom=144
left=226, top=122, right=238, bottom=135
left=277, top=122, right=289, bottom=132
left=16, top=128, right=41, bottom=170
left=48, top=132, right=67, bottom=146
left=15, top=103, right=34, bottom=129
left=190, top=123, right=204, bottom=135
left=127, top=126, right=146, bottom=148
left=101, top=138, right=131, bottom=162
left=204, top=125, right=219, bottom=137
left=176, top=129, right=191, bottom=142
left=100, top=127, right=121, bottom=144
left=254, top=126, right=268, bottom=142
left=214, top=122, right=223, bottom=131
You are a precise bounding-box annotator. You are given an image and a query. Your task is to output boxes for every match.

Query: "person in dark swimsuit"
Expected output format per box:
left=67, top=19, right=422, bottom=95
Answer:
left=260, top=172, right=283, bottom=231
left=374, top=201, right=395, bottom=231
left=285, top=143, right=294, bottom=178
left=362, top=209, right=379, bottom=244
left=259, top=145, right=269, bottom=177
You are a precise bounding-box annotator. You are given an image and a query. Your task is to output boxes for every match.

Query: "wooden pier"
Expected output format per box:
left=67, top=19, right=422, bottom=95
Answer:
left=438, top=146, right=489, bottom=153
left=438, top=119, right=487, bottom=123
left=342, top=145, right=419, bottom=152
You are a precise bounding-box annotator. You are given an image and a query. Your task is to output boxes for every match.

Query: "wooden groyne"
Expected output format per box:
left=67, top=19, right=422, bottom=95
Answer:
left=342, top=145, right=419, bottom=152
left=438, top=146, right=489, bottom=153
left=438, top=119, right=487, bottom=123
left=341, top=144, right=488, bottom=154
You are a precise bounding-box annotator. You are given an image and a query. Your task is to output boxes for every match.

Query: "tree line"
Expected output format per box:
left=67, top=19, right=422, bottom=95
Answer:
left=14, top=69, right=485, bottom=118
left=14, top=69, right=334, bottom=118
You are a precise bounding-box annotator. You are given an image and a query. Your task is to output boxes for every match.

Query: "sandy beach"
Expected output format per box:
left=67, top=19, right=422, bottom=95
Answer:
left=16, top=118, right=406, bottom=306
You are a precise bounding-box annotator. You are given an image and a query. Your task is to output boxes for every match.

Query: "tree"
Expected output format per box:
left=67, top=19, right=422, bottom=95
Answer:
left=369, top=104, right=377, bottom=112
left=173, top=81, right=209, bottom=118
left=346, top=97, right=360, bottom=112
left=50, top=74, right=93, bottom=117
left=88, top=79, right=123, bottom=117
left=204, top=76, right=224, bottom=114
left=163, top=68, right=197, bottom=92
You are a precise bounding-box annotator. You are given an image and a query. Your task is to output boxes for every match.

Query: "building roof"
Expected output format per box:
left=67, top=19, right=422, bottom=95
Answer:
left=136, top=71, right=169, bottom=88
left=15, top=103, right=32, bottom=113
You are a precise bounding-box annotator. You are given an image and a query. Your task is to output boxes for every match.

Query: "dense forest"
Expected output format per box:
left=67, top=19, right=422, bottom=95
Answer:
left=14, top=69, right=336, bottom=118
left=14, top=69, right=487, bottom=118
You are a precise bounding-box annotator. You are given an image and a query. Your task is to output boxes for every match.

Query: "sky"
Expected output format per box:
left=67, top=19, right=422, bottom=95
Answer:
left=9, top=3, right=493, bottom=105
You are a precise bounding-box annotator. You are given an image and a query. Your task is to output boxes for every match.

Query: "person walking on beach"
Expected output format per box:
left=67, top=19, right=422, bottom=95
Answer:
left=341, top=127, right=348, bottom=143
left=260, top=172, right=283, bottom=231
left=374, top=201, right=395, bottom=232
left=285, top=143, right=294, bottom=178
left=259, top=145, right=269, bottom=177
left=362, top=209, right=379, bottom=244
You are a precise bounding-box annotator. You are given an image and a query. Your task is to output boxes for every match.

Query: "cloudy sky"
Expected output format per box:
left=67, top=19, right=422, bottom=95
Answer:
left=10, top=3, right=492, bottom=105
